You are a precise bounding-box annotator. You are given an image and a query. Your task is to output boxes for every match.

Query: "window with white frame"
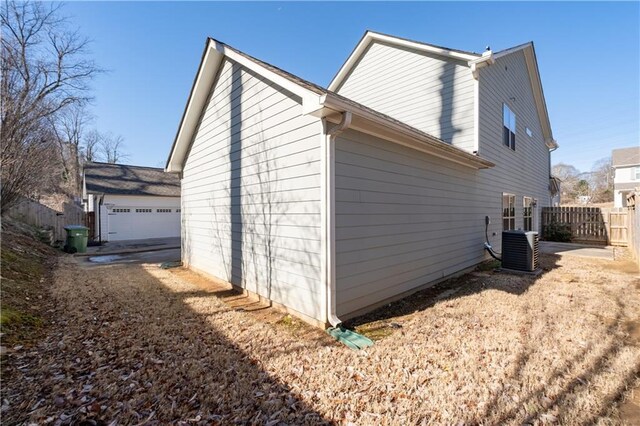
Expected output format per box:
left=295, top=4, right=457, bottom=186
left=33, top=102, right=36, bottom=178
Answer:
left=135, top=208, right=152, bottom=213
left=634, top=166, right=640, bottom=181
left=503, top=193, right=515, bottom=230
left=523, top=197, right=533, bottom=231
left=503, top=104, right=516, bottom=150
left=156, top=208, right=172, bottom=213
left=112, top=208, right=130, bottom=213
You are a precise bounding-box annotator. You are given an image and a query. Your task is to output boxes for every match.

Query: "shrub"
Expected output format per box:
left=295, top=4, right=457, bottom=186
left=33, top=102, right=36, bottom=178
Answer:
left=543, top=221, right=572, bottom=242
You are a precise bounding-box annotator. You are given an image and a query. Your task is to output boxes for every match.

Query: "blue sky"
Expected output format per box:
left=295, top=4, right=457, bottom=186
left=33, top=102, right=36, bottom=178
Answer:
left=65, top=1, right=639, bottom=172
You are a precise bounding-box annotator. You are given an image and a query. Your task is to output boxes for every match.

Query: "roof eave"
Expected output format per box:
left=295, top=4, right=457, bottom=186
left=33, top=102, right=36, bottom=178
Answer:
left=321, top=95, right=494, bottom=170
left=166, top=38, right=325, bottom=173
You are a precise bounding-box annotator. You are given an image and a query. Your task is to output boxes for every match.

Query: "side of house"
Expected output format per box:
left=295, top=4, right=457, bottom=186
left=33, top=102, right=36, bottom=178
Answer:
left=328, top=33, right=555, bottom=318
left=179, top=57, right=326, bottom=323
left=167, top=34, right=553, bottom=327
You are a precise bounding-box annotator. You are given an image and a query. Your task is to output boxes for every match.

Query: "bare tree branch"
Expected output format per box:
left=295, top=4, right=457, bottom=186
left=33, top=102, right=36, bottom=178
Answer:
left=1, top=0, right=100, bottom=214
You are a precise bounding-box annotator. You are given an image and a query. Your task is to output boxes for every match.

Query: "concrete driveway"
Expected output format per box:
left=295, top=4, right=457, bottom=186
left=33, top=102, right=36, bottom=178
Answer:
left=85, top=237, right=180, bottom=256
left=79, top=237, right=181, bottom=267
left=539, top=241, right=615, bottom=260
left=80, top=248, right=181, bottom=267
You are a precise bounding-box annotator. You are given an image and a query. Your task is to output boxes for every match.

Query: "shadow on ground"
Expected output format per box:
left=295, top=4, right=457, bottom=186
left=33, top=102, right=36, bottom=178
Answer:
left=2, top=259, right=332, bottom=425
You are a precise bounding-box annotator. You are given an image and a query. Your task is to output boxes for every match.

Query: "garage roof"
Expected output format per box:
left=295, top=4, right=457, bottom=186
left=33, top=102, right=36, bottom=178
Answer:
left=84, top=162, right=180, bottom=197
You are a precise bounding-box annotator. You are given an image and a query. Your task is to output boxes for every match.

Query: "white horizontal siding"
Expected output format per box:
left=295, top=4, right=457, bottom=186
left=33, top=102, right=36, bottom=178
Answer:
left=477, top=49, right=551, bottom=249
left=334, top=129, right=486, bottom=317
left=336, top=41, right=476, bottom=153
left=181, top=58, right=324, bottom=321
left=333, top=48, right=552, bottom=319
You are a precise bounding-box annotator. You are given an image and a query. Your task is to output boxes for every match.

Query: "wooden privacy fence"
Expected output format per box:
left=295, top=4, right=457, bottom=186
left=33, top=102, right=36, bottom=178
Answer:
left=6, top=198, right=86, bottom=242
left=541, top=206, right=629, bottom=246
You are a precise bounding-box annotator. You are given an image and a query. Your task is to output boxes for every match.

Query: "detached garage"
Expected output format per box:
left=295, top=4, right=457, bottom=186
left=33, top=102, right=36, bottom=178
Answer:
left=83, top=162, right=181, bottom=242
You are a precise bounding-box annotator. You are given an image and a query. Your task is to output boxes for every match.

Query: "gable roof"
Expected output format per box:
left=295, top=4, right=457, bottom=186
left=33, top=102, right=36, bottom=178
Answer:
left=84, top=162, right=180, bottom=197
left=165, top=37, right=494, bottom=173
left=328, top=30, right=481, bottom=92
left=612, top=146, right=640, bottom=168
left=328, top=31, right=557, bottom=149
left=493, top=42, right=557, bottom=149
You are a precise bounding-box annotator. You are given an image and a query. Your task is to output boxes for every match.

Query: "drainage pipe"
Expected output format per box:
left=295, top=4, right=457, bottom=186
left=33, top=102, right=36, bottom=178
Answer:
left=324, top=111, right=352, bottom=327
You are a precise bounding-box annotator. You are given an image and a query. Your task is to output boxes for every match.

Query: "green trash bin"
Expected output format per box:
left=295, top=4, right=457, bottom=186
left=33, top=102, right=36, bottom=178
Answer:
left=64, top=225, right=89, bottom=254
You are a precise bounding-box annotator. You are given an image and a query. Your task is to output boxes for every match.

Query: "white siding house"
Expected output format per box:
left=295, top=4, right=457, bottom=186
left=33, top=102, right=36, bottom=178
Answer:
left=167, top=33, right=556, bottom=327
left=612, top=147, right=640, bottom=208
left=83, top=163, right=181, bottom=242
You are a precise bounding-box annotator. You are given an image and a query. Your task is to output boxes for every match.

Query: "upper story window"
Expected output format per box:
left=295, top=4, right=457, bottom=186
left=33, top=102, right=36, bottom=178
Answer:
left=634, top=166, right=640, bottom=180
left=503, top=104, right=516, bottom=150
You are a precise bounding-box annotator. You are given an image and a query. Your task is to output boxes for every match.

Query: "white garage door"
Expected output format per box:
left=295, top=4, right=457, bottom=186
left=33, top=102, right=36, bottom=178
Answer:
left=107, top=206, right=180, bottom=241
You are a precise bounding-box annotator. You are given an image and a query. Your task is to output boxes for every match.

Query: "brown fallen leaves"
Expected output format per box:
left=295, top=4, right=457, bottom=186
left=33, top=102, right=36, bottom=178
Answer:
left=2, top=253, right=639, bottom=425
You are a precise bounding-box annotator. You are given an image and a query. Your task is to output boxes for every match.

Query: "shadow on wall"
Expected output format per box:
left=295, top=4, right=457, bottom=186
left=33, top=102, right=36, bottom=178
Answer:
left=182, top=59, right=322, bottom=321
left=438, top=61, right=462, bottom=144
left=230, top=62, right=244, bottom=289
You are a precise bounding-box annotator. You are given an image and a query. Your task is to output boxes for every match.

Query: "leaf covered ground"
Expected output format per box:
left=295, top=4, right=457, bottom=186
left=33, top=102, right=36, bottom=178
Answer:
left=2, top=242, right=639, bottom=425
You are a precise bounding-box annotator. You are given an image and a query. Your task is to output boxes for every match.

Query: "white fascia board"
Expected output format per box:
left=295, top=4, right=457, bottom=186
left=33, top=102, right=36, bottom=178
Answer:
left=166, top=43, right=223, bottom=173
left=328, top=31, right=479, bottom=91
left=166, top=39, right=322, bottom=173
left=214, top=41, right=320, bottom=102
left=493, top=42, right=533, bottom=59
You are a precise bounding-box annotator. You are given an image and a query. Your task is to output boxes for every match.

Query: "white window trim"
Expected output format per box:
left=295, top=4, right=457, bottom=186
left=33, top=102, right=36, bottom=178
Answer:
left=502, top=193, right=516, bottom=230
left=503, top=103, right=516, bottom=151
left=523, top=196, right=533, bottom=232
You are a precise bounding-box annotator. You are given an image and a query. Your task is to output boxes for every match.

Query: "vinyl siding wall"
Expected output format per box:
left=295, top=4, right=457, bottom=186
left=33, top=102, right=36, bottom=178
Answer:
left=333, top=49, right=551, bottom=318
left=334, top=129, right=485, bottom=317
left=335, top=41, right=476, bottom=153
left=181, top=58, right=324, bottom=321
left=478, top=50, right=551, bottom=251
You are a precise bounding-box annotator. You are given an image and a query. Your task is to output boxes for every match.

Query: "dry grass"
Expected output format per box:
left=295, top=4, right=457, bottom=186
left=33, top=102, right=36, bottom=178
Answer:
left=2, top=252, right=639, bottom=425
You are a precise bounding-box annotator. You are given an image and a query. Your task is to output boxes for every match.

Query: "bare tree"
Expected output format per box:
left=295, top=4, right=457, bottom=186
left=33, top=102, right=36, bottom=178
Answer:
left=99, top=132, right=127, bottom=164
left=1, top=1, right=98, bottom=214
left=81, top=129, right=101, bottom=163
left=552, top=163, right=580, bottom=204
left=589, top=157, right=613, bottom=203
left=50, top=103, right=91, bottom=194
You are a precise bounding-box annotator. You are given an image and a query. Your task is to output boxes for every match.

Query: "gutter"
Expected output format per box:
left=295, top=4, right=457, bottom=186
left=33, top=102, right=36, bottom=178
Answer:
left=324, top=111, right=352, bottom=328
left=469, top=49, right=495, bottom=80
left=321, top=95, right=494, bottom=169
left=548, top=142, right=559, bottom=205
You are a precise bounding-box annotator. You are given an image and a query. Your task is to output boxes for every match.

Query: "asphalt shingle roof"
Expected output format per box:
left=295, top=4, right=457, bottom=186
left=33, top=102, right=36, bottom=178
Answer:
left=612, top=147, right=640, bottom=167
left=84, top=162, right=180, bottom=197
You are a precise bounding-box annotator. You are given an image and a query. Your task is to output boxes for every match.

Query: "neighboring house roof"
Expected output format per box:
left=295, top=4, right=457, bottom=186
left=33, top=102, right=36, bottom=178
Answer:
left=165, top=37, right=494, bottom=173
left=327, top=31, right=558, bottom=150
left=84, top=162, right=180, bottom=197
left=612, top=146, right=640, bottom=168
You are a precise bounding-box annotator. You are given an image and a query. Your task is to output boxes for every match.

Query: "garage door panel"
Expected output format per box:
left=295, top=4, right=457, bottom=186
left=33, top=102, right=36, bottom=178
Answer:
left=107, top=207, right=180, bottom=241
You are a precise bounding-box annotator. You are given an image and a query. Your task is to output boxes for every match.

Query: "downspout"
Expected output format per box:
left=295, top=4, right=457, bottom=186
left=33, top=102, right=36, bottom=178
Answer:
left=324, top=111, right=352, bottom=327
left=98, top=194, right=105, bottom=244
left=548, top=143, right=559, bottom=205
